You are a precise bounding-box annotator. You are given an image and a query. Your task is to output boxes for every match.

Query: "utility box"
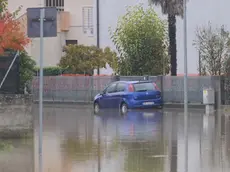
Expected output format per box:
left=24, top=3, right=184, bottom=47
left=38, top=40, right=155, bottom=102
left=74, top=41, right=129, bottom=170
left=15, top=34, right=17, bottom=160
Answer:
left=143, top=75, right=149, bottom=80
left=203, top=88, right=215, bottom=105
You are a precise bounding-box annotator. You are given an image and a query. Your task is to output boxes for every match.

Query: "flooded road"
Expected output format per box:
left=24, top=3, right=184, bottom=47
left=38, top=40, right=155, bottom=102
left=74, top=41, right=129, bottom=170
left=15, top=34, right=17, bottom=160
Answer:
left=0, top=139, right=33, bottom=172
left=2, top=104, right=230, bottom=172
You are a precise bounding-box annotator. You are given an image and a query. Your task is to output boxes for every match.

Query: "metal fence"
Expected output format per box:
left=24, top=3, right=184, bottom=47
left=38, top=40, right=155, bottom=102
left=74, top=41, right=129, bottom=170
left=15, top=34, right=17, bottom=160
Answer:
left=32, top=75, right=222, bottom=104
left=162, top=76, right=221, bottom=104
left=32, top=76, right=115, bottom=102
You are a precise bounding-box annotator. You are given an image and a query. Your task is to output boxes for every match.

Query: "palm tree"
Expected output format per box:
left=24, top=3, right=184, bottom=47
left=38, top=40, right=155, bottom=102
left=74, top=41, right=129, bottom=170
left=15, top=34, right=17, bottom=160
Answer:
left=149, top=0, right=184, bottom=76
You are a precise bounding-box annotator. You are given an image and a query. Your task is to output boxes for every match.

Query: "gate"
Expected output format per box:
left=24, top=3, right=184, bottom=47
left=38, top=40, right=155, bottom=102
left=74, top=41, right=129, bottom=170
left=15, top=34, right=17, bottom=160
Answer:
left=221, top=76, right=230, bottom=105
left=0, top=52, right=20, bottom=94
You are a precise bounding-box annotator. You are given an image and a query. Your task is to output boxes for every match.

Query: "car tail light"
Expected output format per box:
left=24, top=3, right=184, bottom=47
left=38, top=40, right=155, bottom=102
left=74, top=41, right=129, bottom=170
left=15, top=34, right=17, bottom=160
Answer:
left=153, top=83, right=160, bottom=90
left=128, top=84, right=134, bottom=92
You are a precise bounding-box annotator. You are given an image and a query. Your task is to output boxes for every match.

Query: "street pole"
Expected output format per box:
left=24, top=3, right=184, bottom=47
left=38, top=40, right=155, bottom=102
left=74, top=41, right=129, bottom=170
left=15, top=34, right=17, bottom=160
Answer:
left=39, top=6, right=44, bottom=172
left=96, top=0, right=100, bottom=75
left=183, top=0, right=188, bottom=171
left=97, top=127, right=101, bottom=172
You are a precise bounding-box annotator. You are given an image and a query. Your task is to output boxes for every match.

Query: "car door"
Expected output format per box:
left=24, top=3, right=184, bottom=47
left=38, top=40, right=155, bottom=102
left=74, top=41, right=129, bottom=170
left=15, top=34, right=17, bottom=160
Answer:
left=100, top=83, right=117, bottom=108
left=112, top=82, right=127, bottom=108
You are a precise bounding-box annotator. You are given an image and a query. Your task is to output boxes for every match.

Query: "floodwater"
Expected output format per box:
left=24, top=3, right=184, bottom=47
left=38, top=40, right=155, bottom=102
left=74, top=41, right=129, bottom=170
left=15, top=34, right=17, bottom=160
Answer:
left=2, top=104, right=230, bottom=172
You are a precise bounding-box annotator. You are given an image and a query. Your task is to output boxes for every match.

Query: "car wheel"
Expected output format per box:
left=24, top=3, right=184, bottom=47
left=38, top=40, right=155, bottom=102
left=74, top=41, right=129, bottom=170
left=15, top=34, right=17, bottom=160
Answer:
left=120, top=103, right=128, bottom=115
left=94, top=102, right=100, bottom=114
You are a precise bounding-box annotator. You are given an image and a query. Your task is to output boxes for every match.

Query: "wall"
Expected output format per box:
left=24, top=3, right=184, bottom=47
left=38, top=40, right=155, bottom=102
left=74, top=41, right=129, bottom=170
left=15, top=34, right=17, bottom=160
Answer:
left=65, top=0, right=96, bottom=45
left=32, top=76, right=115, bottom=102
left=31, top=76, right=221, bottom=104
left=0, top=95, right=33, bottom=138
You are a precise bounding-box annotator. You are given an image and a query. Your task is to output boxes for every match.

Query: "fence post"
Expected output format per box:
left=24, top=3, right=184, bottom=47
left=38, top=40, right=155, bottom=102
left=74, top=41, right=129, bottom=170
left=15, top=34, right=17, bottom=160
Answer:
left=212, top=76, right=222, bottom=109
left=220, top=75, right=225, bottom=105
left=31, top=78, right=34, bottom=102
left=90, top=76, right=94, bottom=102
left=160, top=75, right=164, bottom=102
left=218, top=76, right=221, bottom=109
left=113, top=75, right=120, bottom=82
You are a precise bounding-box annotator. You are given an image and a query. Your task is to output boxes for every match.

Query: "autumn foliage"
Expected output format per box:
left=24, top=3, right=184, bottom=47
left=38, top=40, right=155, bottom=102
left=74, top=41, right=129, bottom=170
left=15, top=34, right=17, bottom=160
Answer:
left=0, top=6, right=30, bottom=54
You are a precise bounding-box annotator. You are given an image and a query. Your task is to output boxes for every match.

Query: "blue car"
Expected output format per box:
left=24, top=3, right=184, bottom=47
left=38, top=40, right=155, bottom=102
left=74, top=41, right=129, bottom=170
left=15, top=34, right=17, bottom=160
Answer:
left=93, top=81, right=163, bottom=114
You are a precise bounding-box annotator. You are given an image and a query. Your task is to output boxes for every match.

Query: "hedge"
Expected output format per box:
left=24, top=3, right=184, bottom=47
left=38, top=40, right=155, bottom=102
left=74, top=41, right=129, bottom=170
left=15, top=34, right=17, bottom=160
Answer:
left=34, top=66, right=64, bottom=76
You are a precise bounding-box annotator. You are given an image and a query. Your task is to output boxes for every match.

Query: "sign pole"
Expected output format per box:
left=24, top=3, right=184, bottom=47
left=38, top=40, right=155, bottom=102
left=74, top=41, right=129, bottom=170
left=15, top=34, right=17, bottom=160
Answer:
left=183, top=0, right=188, bottom=171
left=39, top=7, right=44, bottom=172
left=27, top=6, right=57, bottom=172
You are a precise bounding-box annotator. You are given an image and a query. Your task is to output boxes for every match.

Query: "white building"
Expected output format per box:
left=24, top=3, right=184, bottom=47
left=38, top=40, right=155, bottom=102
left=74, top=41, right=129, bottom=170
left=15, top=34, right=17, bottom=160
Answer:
left=8, top=0, right=96, bottom=67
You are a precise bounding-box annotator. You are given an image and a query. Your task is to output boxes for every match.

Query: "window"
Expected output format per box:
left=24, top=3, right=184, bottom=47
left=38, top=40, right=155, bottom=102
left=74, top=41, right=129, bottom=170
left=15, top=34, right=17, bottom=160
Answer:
left=45, top=0, right=64, bottom=11
left=66, top=40, right=78, bottom=45
left=117, top=83, right=126, bottom=92
left=105, top=83, right=117, bottom=93
left=133, top=82, right=156, bottom=92
left=82, top=7, right=93, bottom=36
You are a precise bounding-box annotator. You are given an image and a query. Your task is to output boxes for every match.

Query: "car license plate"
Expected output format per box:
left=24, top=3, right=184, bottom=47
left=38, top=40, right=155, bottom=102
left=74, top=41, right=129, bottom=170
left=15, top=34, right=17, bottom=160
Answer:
left=143, top=102, right=154, bottom=105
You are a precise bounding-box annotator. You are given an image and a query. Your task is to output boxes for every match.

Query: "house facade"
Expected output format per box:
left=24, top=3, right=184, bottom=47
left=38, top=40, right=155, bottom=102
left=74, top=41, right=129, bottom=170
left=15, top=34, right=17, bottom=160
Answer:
left=8, top=0, right=96, bottom=67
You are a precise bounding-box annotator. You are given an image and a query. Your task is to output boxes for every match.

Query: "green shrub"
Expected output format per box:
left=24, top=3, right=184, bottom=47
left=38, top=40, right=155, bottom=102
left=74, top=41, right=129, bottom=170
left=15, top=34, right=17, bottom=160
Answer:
left=34, top=66, right=64, bottom=76
left=19, top=51, right=36, bottom=93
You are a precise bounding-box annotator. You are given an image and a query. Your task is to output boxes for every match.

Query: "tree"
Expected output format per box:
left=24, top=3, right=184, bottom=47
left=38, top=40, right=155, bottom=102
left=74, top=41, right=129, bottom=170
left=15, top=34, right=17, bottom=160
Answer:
left=19, top=51, right=36, bottom=93
left=0, top=1, right=32, bottom=93
left=194, top=23, right=230, bottom=75
left=0, top=0, right=29, bottom=54
left=59, top=45, right=118, bottom=75
left=149, top=0, right=184, bottom=76
left=110, top=5, right=169, bottom=76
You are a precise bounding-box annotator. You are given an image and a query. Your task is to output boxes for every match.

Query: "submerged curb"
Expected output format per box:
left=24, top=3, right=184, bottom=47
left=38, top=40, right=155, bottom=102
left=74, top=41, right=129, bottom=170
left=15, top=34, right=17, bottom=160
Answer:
left=33, top=100, right=205, bottom=109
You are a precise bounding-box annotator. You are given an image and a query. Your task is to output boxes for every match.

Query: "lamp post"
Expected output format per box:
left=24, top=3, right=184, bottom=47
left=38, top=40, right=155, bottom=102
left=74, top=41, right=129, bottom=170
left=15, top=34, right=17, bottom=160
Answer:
left=183, top=0, right=188, bottom=171
left=39, top=1, right=44, bottom=172
left=96, top=0, right=100, bottom=75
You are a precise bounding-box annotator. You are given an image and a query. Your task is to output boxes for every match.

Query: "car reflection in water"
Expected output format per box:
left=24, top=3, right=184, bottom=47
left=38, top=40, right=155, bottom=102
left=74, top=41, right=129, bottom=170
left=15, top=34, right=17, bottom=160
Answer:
left=94, top=109, right=163, bottom=141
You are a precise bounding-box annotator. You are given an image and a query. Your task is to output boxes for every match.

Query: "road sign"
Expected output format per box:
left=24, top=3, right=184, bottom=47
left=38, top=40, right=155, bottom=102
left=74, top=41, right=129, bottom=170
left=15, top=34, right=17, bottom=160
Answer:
left=27, top=7, right=57, bottom=38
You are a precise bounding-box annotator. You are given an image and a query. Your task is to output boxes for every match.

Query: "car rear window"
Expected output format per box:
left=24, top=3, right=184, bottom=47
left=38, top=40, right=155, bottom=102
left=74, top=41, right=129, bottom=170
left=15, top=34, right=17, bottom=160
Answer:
left=133, top=82, right=156, bottom=92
